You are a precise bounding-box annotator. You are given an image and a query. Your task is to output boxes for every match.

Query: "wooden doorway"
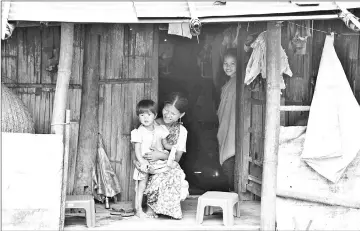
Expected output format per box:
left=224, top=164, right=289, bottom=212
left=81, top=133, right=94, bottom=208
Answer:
left=97, top=24, right=159, bottom=202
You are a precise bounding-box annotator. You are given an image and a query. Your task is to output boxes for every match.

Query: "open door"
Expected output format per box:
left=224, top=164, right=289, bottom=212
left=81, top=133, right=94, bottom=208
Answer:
left=235, top=26, right=265, bottom=198
left=244, top=85, right=265, bottom=197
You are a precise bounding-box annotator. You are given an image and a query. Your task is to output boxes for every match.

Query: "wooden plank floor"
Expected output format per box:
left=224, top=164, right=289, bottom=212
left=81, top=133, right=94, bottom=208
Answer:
left=64, top=198, right=260, bottom=230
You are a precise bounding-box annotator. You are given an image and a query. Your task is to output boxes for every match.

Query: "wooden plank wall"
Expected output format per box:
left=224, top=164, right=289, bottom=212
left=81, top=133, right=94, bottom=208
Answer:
left=97, top=24, right=158, bottom=201
left=1, top=25, right=85, bottom=194
left=282, top=20, right=312, bottom=126
left=1, top=23, right=158, bottom=201
left=66, top=25, right=85, bottom=194
left=282, top=19, right=360, bottom=125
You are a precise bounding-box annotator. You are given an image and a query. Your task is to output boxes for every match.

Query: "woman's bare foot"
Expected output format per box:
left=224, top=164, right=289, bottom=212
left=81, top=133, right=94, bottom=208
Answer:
left=145, top=206, right=158, bottom=218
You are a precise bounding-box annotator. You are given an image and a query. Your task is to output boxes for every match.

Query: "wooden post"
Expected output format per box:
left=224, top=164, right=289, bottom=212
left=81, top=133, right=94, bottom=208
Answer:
left=59, top=110, right=71, bottom=230
left=235, top=25, right=251, bottom=199
left=51, top=23, right=74, bottom=136
left=260, top=21, right=282, bottom=231
left=73, top=24, right=100, bottom=195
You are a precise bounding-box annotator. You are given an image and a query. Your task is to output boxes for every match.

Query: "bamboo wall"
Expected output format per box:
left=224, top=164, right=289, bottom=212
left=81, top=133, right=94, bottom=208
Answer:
left=1, top=19, right=359, bottom=200
left=1, top=24, right=158, bottom=201
left=1, top=25, right=83, bottom=195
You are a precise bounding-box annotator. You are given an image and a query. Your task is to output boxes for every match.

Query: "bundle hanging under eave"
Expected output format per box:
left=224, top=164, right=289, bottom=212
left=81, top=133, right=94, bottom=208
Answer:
left=336, top=3, right=360, bottom=32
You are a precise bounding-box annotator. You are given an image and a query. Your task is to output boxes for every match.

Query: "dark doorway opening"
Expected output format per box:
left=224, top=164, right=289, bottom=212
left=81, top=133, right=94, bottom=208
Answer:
left=157, top=26, right=231, bottom=195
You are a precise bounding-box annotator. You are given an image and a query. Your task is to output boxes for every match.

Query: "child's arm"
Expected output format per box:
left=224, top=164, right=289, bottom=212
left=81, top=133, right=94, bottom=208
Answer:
left=161, top=138, right=173, bottom=151
left=134, top=142, right=148, bottom=165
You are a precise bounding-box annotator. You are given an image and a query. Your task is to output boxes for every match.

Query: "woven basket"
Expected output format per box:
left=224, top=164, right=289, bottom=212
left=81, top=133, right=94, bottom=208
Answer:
left=1, top=84, right=35, bottom=133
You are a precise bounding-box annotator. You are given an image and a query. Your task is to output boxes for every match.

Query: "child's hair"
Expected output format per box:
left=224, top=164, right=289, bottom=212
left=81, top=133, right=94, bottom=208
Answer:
left=136, top=99, right=157, bottom=116
left=223, top=48, right=237, bottom=60
left=164, top=92, right=188, bottom=113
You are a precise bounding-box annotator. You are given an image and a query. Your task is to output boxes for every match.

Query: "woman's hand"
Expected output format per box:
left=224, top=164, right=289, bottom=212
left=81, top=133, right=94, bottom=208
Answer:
left=143, top=148, right=168, bottom=162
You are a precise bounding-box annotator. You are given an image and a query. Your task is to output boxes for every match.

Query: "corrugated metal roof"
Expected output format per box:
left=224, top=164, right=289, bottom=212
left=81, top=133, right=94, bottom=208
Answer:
left=135, top=1, right=360, bottom=19
left=7, top=2, right=139, bottom=23
left=133, top=2, right=190, bottom=18
left=4, top=1, right=360, bottom=23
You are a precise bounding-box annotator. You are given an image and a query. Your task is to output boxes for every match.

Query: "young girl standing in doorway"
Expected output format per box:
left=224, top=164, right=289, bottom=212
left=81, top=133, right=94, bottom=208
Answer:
left=217, top=48, right=237, bottom=191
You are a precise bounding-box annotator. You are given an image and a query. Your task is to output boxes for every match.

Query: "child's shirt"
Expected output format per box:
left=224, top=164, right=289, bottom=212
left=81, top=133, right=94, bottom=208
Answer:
left=131, top=124, right=170, bottom=180
left=130, top=124, right=169, bottom=156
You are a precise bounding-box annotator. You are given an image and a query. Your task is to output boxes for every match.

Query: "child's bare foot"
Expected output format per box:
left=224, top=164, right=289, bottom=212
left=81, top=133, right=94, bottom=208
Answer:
left=145, top=206, right=158, bottom=218
left=135, top=209, right=148, bottom=219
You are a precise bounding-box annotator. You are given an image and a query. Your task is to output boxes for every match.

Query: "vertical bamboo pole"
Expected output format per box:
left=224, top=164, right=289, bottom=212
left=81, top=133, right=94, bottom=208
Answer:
left=59, top=110, right=71, bottom=230
left=51, top=23, right=74, bottom=136
left=260, top=21, right=282, bottom=231
left=50, top=23, right=74, bottom=231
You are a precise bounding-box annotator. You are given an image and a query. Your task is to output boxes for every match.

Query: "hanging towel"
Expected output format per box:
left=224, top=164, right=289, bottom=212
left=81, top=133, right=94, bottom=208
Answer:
left=301, top=34, right=360, bottom=183
left=244, top=31, right=293, bottom=89
left=168, top=23, right=192, bottom=39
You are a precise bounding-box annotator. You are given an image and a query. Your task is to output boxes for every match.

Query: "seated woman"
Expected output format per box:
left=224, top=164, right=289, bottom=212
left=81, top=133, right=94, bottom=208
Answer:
left=137, top=92, right=190, bottom=219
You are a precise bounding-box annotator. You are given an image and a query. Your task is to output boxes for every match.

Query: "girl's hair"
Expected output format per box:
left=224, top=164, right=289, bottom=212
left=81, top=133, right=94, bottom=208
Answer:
left=136, top=99, right=157, bottom=116
left=223, top=48, right=237, bottom=60
left=164, top=92, right=188, bottom=113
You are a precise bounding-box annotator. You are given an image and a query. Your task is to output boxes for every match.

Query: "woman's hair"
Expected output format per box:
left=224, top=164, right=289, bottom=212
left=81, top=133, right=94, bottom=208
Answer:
left=223, top=48, right=237, bottom=60
left=136, top=99, right=157, bottom=116
left=164, top=92, right=188, bottom=113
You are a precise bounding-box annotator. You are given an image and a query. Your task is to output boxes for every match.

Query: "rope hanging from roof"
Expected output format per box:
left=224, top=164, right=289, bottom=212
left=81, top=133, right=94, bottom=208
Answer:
left=187, top=1, right=202, bottom=41
left=189, top=18, right=202, bottom=37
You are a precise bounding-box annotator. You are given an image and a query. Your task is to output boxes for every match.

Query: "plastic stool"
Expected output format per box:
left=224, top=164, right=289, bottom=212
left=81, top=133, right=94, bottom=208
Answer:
left=196, top=191, right=240, bottom=226
left=65, top=195, right=96, bottom=228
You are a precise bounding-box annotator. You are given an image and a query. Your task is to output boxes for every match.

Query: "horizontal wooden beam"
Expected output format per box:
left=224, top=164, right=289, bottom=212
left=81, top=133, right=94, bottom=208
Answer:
left=98, top=78, right=152, bottom=84
left=280, top=105, right=311, bottom=111
left=277, top=189, right=360, bottom=209
left=248, top=175, right=262, bottom=185
left=16, top=21, right=61, bottom=27
left=201, top=14, right=339, bottom=23
left=3, top=83, right=82, bottom=89
left=247, top=182, right=261, bottom=197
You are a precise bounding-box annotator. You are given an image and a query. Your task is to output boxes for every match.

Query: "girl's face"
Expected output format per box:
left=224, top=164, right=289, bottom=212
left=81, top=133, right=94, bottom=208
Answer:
left=162, top=104, right=182, bottom=124
left=223, top=55, right=237, bottom=78
left=139, top=111, right=156, bottom=127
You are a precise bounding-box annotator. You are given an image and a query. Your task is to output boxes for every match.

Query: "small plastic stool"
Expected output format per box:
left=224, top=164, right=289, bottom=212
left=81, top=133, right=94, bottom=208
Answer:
left=196, top=191, right=240, bottom=226
left=65, top=195, right=96, bottom=228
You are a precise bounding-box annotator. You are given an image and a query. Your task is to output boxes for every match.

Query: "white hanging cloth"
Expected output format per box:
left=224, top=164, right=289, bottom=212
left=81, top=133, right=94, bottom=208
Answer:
left=301, top=34, right=360, bottom=183
left=244, top=31, right=293, bottom=89
left=168, top=23, right=192, bottom=39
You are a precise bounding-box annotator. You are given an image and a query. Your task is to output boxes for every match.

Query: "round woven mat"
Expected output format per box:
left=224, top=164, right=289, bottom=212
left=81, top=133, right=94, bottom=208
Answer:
left=1, top=84, right=35, bottom=133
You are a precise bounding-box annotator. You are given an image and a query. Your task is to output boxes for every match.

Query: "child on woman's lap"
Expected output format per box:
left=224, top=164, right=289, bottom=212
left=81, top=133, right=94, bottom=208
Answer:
left=131, top=99, right=176, bottom=218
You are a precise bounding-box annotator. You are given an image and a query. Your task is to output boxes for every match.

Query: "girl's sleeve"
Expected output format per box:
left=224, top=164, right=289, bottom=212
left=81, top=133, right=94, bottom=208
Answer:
left=130, top=129, right=142, bottom=143
left=177, top=125, right=188, bottom=152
